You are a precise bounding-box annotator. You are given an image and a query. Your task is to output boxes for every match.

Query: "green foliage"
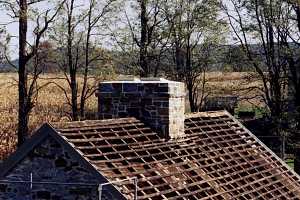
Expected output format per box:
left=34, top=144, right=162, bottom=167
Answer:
left=235, top=105, right=269, bottom=119
left=224, top=45, right=250, bottom=72
left=286, top=159, right=294, bottom=169
left=82, top=48, right=117, bottom=79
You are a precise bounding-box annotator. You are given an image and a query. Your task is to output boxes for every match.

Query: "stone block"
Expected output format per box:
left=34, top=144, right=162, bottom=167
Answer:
left=97, top=79, right=185, bottom=139
left=99, top=84, right=113, bottom=93
left=123, top=83, right=138, bottom=93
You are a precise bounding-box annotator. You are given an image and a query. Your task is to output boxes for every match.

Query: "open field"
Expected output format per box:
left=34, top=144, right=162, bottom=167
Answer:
left=205, top=72, right=264, bottom=106
left=0, top=73, right=99, bottom=159
left=0, top=72, right=262, bottom=159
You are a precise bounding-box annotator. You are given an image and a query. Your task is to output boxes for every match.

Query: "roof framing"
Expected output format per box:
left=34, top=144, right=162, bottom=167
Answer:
left=1, top=111, right=300, bottom=199
left=54, top=111, right=300, bottom=199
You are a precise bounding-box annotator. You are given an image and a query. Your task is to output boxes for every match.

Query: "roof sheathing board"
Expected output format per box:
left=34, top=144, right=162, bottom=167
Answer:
left=55, top=111, right=300, bottom=200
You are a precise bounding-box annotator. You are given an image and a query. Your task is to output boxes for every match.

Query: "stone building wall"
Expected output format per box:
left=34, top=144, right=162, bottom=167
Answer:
left=0, top=137, right=115, bottom=200
left=96, top=79, right=185, bottom=139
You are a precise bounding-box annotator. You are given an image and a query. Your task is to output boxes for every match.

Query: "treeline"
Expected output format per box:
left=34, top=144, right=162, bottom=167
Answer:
left=0, top=0, right=300, bottom=149
left=0, top=43, right=273, bottom=73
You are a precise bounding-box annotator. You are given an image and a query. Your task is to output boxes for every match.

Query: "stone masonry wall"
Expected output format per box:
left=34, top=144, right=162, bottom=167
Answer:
left=0, top=137, right=115, bottom=200
left=96, top=79, right=185, bottom=139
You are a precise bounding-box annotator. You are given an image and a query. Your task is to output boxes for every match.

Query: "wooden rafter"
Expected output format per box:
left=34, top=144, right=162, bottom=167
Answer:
left=53, top=111, right=300, bottom=199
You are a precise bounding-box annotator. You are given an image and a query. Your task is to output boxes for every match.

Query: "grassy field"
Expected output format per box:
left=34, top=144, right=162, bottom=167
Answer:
left=0, top=72, right=262, bottom=160
left=205, top=72, right=264, bottom=107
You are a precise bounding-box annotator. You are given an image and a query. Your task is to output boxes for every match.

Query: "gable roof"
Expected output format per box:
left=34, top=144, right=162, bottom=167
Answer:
left=54, top=111, right=300, bottom=199
left=1, top=111, right=300, bottom=199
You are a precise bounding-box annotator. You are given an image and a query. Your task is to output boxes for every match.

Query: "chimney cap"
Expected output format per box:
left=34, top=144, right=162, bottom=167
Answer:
left=140, top=77, right=167, bottom=81
left=102, top=77, right=174, bottom=84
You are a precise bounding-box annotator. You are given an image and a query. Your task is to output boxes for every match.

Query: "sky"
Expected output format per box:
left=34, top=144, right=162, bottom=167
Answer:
left=0, top=12, right=19, bottom=59
left=1, top=2, right=50, bottom=59
left=0, top=0, right=88, bottom=59
left=0, top=0, right=235, bottom=60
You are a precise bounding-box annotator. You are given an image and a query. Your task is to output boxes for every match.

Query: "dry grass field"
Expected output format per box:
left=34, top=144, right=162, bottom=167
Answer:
left=0, top=72, right=262, bottom=160
left=0, top=73, right=99, bottom=159
left=202, top=72, right=264, bottom=111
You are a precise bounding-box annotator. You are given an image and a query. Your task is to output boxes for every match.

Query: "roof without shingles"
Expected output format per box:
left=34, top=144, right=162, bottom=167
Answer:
left=53, top=111, right=300, bottom=200
left=1, top=111, right=300, bottom=199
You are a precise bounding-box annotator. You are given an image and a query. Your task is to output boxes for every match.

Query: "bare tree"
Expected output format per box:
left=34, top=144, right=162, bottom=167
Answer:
left=80, top=0, right=117, bottom=119
left=48, top=0, right=84, bottom=121
left=223, top=0, right=290, bottom=127
left=281, top=1, right=300, bottom=130
left=125, top=0, right=168, bottom=77
left=0, top=0, right=64, bottom=146
left=139, top=0, right=148, bottom=77
left=67, top=0, right=78, bottom=120
left=50, top=0, right=116, bottom=120
left=164, top=0, right=223, bottom=112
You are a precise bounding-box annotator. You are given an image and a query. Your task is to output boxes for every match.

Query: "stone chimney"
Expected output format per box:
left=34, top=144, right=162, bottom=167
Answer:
left=96, top=78, right=185, bottom=139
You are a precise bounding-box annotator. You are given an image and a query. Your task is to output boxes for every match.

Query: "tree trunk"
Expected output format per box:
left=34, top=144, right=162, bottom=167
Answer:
left=80, top=31, right=90, bottom=118
left=295, top=87, right=300, bottom=130
left=186, top=40, right=197, bottom=112
left=80, top=3, right=92, bottom=119
left=79, top=98, right=86, bottom=119
left=140, top=0, right=149, bottom=77
left=187, top=84, right=196, bottom=112
left=293, top=6, right=300, bottom=130
left=175, top=44, right=184, bottom=81
left=18, top=0, right=29, bottom=147
left=70, top=73, right=78, bottom=121
left=185, top=32, right=195, bottom=112
left=67, top=0, right=78, bottom=121
left=295, top=146, right=300, bottom=175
